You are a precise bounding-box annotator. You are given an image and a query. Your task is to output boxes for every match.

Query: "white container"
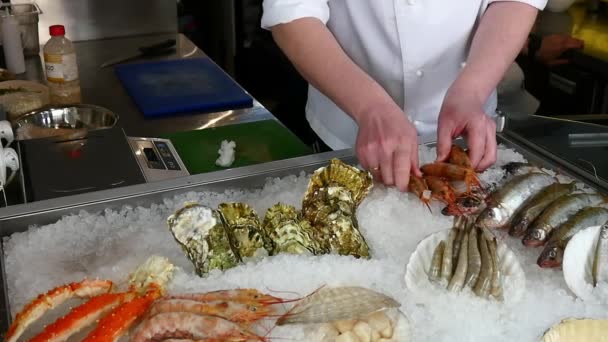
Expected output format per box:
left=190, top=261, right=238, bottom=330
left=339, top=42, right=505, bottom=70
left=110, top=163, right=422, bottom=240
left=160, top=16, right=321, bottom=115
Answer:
left=43, top=24, right=81, bottom=105
left=1, top=12, right=26, bottom=74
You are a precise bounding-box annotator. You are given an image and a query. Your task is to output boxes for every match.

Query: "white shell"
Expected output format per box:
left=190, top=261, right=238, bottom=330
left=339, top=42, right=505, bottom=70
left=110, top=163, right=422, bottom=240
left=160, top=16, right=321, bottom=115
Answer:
left=310, top=308, right=412, bottom=342
left=562, top=225, right=608, bottom=303
left=541, top=318, right=608, bottom=342
left=404, top=228, right=526, bottom=304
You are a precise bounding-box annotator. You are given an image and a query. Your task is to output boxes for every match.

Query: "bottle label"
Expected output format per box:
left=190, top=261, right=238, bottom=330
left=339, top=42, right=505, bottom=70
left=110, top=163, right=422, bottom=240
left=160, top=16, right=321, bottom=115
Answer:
left=44, top=53, right=79, bottom=83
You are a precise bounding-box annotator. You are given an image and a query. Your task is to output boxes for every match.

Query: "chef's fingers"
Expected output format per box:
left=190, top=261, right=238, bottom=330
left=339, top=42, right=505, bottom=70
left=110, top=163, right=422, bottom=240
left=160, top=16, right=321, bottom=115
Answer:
left=357, top=141, right=381, bottom=180
left=393, top=145, right=410, bottom=192
left=410, top=141, right=422, bottom=178
left=380, top=147, right=395, bottom=186
left=466, top=120, right=486, bottom=169
left=436, top=120, right=454, bottom=162
left=478, top=119, right=497, bottom=171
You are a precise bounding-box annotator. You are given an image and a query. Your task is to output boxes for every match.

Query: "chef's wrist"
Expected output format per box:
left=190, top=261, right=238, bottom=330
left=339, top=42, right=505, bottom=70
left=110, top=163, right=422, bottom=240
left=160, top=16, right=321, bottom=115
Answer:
left=352, top=99, right=405, bottom=124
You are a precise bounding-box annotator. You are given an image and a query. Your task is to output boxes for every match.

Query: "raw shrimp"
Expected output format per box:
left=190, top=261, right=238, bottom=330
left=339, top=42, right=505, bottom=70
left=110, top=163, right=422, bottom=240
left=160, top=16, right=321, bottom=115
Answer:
left=131, top=312, right=267, bottom=342
left=146, top=298, right=278, bottom=324
left=421, top=162, right=482, bottom=193
left=166, top=289, right=287, bottom=305
left=448, top=145, right=472, bottom=168
left=408, top=175, right=432, bottom=212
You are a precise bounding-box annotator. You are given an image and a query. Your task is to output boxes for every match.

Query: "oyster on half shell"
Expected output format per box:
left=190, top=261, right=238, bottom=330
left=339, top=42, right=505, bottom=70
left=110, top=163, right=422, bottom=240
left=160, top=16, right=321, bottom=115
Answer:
left=167, top=202, right=239, bottom=276
left=218, top=202, right=271, bottom=259
left=262, top=203, right=327, bottom=255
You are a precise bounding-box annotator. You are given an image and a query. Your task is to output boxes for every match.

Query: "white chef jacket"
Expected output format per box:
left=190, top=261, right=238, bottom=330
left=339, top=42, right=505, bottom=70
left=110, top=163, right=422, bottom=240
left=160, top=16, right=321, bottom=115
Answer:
left=261, top=0, right=547, bottom=149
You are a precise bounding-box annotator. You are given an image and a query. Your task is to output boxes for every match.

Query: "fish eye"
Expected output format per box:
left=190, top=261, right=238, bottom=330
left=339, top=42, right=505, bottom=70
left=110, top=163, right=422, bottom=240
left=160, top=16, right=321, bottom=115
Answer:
left=549, top=250, right=557, bottom=258
left=533, top=231, right=542, bottom=239
left=250, top=306, right=257, bottom=311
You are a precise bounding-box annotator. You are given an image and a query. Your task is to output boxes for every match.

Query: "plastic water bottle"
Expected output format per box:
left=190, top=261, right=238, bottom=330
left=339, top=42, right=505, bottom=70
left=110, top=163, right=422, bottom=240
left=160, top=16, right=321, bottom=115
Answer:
left=1, top=10, right=26, bottom=74
left=43, top=25, right=82, bottom=105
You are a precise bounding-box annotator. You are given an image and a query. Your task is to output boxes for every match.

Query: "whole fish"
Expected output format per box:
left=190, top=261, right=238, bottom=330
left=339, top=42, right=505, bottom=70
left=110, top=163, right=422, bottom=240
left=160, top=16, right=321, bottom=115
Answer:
left=476, top=173, right=555, bottom=229
left=538, top=207, right=608, bottom=268
left=522, top=193, right=608, bottom=247
left=509, top=182, right=577, bottom=237
left=593, top=221, right=608, bottom=287
left=502, top=162, right=542, bottom=177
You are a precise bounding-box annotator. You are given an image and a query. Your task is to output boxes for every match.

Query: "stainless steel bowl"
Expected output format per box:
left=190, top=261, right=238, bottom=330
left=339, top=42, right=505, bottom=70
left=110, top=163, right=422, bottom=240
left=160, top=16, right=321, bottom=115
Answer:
left=12, top=104, right=119, bottom=141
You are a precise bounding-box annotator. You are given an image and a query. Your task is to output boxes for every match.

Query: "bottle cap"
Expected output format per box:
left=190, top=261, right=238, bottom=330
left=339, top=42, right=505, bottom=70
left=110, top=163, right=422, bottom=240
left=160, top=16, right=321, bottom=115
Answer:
left=49, top=25, right=65, bottom=37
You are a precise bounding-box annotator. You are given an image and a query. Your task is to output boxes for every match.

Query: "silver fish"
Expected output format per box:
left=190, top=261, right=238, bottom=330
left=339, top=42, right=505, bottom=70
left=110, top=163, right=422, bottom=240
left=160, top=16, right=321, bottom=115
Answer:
left=523, top=193, right=608, bottom=247
left=476, top=173, right=555, bottom=229
left=509, top=182, right=577, bottom=237
left=593, top=221, right=608, bottom=287
left=538, top=207, right=608, bottom=268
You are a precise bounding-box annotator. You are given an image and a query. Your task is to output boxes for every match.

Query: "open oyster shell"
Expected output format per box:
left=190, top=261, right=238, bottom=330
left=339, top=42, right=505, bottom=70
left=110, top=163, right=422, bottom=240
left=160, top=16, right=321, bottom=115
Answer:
left=167, top=202, right=239, bottom=276
left=262, top=203, right=327, bottom=255
left=218, top=202, right=271, bottom=259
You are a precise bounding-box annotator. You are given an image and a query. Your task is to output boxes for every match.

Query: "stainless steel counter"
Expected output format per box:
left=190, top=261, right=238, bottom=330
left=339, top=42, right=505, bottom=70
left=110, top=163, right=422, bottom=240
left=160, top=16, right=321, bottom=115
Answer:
left=19, top=33, right=276, bottom=137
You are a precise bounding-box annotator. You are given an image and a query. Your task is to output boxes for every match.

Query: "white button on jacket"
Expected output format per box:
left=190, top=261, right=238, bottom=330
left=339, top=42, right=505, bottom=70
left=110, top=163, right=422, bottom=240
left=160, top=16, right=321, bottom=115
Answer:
left=261, top=0, right=547, bottom=149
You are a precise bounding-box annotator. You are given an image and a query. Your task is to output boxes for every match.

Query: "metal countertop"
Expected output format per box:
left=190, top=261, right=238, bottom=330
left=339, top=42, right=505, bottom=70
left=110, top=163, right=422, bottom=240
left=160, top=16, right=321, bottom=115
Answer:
left=19, top=33, right=276, bottom=137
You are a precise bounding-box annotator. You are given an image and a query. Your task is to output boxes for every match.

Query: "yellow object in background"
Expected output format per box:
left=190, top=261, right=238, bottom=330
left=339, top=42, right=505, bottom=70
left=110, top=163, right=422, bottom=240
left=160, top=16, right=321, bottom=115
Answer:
left=568, top=4, right=608, bottom=61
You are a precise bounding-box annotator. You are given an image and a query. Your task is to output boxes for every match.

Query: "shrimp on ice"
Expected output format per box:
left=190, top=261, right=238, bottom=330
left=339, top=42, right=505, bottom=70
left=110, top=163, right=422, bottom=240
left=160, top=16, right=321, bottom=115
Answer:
left=131, top=312, right=269, bottom=342
left=421, top=162, right=483, bottom=194
left=166, top=288, right=287, bottom=305
left=408, top=175, right=432, bottom=212
left=147, top=298, right=278, bottom=325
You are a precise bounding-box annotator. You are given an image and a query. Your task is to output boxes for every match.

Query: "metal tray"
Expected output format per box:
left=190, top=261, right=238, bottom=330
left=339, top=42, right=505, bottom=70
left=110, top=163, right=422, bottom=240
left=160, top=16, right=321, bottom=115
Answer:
left=0, top=135, right=604, bottom=333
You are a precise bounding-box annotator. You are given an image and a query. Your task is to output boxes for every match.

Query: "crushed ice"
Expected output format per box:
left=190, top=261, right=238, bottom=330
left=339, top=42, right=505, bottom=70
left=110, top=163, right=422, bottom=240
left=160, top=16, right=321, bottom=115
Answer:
left=3, top=145, right=607, bottom=341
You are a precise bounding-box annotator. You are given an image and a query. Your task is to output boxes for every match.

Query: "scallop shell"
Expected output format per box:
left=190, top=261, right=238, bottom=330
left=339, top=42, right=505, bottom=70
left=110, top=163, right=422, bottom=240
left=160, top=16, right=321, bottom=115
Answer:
left=541, top=318, right=608, bottom=342
left=277, top=286, right=400, bottom=326
left=310, top=308, right=413, bottom=342
left=404, top=229, right=526, bottom=303
left=562, top=225, right=608, bottom=302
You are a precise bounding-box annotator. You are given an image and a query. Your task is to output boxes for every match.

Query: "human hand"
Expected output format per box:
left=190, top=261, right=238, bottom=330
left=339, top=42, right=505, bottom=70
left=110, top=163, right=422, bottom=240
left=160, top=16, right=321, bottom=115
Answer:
left=436, top=88, right=497, bottom=171
left=536, top=34, right=584, bottom=66
left=355, top=103, right=422, bottom=192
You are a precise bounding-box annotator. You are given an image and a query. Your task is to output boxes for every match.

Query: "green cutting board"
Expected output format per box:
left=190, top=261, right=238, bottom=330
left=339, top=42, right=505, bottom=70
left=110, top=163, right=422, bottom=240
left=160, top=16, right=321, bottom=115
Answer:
left=160, top=120, right=312, bottom=174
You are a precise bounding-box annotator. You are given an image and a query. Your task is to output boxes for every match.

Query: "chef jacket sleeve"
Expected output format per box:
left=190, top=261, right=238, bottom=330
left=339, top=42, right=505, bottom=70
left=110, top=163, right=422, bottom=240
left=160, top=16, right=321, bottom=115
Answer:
left=488, top=0, right=547, bottom=10
left=261, top=0, right=330, bottom=29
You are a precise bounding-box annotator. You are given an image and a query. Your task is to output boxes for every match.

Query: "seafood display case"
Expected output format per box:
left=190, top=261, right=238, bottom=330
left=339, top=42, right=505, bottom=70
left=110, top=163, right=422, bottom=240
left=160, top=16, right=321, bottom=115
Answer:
left=1, top=115, right=608, bottom=339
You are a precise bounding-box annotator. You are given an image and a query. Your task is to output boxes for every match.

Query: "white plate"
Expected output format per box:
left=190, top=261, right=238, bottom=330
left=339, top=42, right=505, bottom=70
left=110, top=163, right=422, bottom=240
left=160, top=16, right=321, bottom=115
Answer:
left=541, top=318, right=608, bottom=342
left=404, top=229, right=526, bottom=304
left=308, top=308, right=412, bottom=342
left=562, top=225, right=608, bottom=303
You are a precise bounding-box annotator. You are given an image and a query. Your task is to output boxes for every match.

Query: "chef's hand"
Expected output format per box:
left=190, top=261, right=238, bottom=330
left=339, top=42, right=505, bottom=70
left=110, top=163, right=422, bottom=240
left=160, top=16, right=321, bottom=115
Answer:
left=436, top=89, right=497, bottom=171
left=355, top=103, right=422, bottom=192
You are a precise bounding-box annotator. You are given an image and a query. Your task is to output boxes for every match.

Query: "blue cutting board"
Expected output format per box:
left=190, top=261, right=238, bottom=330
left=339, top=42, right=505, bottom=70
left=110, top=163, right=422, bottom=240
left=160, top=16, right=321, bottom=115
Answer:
left=115, top=58, right=254, bottom=117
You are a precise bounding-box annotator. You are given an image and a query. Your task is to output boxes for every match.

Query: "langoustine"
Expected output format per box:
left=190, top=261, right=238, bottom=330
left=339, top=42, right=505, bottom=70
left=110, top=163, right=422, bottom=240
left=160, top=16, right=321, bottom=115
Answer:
left=131, top=312, right=268, bottom=342
left=420, top=162, right=482, bottom=194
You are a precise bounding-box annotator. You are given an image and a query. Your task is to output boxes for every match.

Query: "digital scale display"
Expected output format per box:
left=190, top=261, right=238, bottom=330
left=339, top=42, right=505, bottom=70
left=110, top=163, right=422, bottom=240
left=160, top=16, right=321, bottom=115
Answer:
left=128, top=137, right=189, bottom=182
